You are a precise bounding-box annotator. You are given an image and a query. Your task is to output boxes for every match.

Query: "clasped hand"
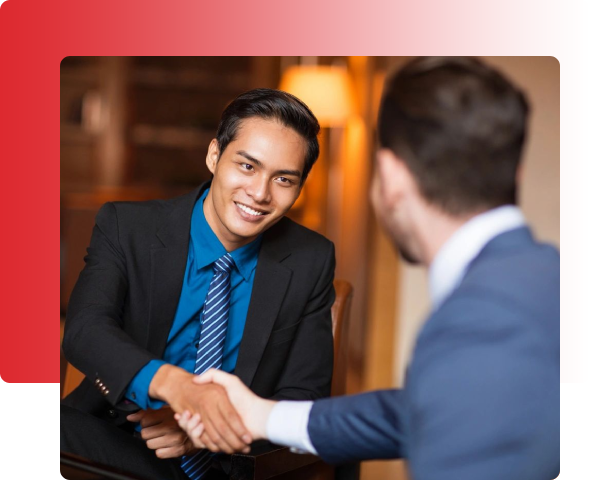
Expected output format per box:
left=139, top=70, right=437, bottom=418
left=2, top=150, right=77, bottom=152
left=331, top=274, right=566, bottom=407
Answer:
left=134, top=365, right=257, bottom=456
left=175, top=370, right=276, bottom=453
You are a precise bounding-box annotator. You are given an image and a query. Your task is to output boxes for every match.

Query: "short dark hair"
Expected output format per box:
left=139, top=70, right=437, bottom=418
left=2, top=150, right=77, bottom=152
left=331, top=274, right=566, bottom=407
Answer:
left=216, top=88, right=320, bottom=184
left=378, top=56, right=529, bottom=215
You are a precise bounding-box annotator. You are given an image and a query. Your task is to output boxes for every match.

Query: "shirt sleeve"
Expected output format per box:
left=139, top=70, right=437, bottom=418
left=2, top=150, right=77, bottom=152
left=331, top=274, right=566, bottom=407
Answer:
left=266, top=401, right=317, bottom=455
left=125, top=359, right=167, bottom=410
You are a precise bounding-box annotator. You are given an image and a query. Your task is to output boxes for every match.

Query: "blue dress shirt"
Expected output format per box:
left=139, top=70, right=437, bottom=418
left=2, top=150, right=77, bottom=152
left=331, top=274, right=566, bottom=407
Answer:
left=126, top=189, right=262, bottom=410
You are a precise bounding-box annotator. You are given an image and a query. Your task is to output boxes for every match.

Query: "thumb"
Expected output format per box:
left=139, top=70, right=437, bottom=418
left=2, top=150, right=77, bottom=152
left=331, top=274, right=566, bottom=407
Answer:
left=192, top=369, right=216, bottom=384
left=193, top=369, right=233, bottom=388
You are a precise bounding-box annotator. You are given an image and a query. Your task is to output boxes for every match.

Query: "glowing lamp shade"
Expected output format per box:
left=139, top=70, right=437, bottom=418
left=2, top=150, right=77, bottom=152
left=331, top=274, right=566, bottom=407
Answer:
left=279, top=66, right=354, bottom=127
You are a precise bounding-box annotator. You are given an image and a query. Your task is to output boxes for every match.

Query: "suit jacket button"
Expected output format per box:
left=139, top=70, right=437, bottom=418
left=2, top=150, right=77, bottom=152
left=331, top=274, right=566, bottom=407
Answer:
left=108, top=409, right=117, bottom=418
left=105, top=389, right=110, bottom=395
left=95, top=378, right=100, bottom=385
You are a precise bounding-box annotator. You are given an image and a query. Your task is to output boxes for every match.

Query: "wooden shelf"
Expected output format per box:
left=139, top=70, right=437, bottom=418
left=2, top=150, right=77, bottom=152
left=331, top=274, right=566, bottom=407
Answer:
left=133, top=67, right=250, bottom=91
left=60, top=67, right=100, bottom=85
left=60, top=123, right=97, bottom=144
left=131, top=124, right=215, bottom=150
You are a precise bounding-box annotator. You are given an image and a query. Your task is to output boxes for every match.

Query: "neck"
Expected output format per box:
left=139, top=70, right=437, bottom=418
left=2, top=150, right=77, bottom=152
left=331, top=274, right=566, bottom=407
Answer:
left=410, top=202, right=483, bottom=267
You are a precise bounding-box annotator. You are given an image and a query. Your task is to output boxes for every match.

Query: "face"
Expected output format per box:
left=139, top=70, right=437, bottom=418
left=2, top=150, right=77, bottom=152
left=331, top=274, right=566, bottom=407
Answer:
left=370, top=149, right=421, bottom=264
left=203, top=117, right=307, bottom=251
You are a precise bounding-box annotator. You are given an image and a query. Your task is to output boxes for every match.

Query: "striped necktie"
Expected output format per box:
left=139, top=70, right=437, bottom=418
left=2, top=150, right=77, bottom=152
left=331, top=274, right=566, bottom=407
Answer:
left=181, top=253, right=235, bottom=479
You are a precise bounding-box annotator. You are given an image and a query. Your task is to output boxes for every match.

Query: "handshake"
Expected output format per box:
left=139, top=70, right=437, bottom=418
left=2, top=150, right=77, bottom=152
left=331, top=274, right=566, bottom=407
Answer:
left=127, top=368, right=276, bottom=458
left=175, top=370, right=275, bottom=453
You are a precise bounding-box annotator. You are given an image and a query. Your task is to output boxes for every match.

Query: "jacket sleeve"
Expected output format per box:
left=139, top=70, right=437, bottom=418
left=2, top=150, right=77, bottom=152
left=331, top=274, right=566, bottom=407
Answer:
left=308, top=389, right=408, bottom=463
left=269, top=241, right=336, bottom=401
left=62, top=202, right=158, bottom=406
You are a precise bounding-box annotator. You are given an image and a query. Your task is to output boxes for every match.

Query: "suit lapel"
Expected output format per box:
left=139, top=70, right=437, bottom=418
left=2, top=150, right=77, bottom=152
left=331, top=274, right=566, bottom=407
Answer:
left=234, top=222, right=292, bottom=387
left=146, top=184, right=208, bottom=356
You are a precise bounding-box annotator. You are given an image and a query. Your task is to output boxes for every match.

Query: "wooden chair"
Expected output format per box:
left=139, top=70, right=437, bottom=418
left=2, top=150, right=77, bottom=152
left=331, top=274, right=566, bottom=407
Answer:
left=61, top=280, right=358, bottom=480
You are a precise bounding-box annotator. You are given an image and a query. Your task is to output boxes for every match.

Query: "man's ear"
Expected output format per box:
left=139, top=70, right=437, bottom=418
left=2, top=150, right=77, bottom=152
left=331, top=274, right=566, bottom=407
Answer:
left=206, top=139, right=220, bottom=175
left=376, top=148, right=407, bottom=206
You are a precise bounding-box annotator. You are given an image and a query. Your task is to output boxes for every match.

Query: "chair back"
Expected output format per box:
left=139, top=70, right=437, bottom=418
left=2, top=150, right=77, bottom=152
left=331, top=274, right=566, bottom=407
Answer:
left=330, top=279, right=353, bottom=397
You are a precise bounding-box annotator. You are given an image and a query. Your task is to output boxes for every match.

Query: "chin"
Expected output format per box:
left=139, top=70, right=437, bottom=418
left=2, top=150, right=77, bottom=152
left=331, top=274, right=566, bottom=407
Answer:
left=227, top=220, right=265, bottom=242
left=389, top=225, right=421, bottom=265
left=398, top=246, right=421, bottom=265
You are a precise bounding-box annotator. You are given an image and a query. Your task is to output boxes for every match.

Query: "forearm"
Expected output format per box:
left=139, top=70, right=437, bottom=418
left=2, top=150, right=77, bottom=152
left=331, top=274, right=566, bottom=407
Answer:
left=148, top=363, right=193, bottom=404
left=308, top=390, right=407, bottom=464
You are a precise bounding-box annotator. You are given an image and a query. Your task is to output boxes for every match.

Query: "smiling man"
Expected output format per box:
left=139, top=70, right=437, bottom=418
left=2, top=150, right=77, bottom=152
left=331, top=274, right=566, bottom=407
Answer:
left=61, top=89, right=335, bottom=480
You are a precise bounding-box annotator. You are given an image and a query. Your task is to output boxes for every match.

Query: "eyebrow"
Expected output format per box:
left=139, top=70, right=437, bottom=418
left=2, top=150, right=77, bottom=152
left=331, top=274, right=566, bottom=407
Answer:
left=236, top=150, right=302, bottom=179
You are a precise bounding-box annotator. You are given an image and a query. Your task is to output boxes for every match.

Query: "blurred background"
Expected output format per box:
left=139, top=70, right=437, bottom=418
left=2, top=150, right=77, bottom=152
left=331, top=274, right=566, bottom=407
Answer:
left=60, top=56, right=559, bottom=479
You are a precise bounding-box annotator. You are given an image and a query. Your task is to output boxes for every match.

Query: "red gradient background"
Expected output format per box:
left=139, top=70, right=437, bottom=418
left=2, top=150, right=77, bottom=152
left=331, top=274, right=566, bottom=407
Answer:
left=0, top=0, right=571, bottom=382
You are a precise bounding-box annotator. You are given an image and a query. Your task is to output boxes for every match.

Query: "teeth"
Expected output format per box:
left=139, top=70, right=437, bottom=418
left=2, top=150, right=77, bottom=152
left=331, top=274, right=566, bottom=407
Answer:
left=237, top=203, right=264, bottom=216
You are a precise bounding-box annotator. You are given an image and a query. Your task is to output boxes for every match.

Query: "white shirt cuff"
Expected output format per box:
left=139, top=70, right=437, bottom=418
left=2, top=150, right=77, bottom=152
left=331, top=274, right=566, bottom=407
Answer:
left=266, top=400, right=317, bottom=455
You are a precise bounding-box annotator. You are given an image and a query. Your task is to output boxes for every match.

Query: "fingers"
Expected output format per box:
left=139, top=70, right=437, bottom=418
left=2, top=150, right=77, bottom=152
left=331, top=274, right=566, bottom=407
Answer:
left=154, top=436, right=193, bottom=459
left=185, top=413, right=206, bottom=449
left=177, top=409, right=247, bottom=454
left=174, top=383, right=251, bottom=454
left=145, top=430, right=187, bottom=451
left=126, top=410, right=145, bottom=422
left=176, top=411, right=206, bottom=449
left=199, top=399, right=251, bottom=454
left=140, top=418, right=178, bottom=441
left=219, top=397, right=252, bottom=445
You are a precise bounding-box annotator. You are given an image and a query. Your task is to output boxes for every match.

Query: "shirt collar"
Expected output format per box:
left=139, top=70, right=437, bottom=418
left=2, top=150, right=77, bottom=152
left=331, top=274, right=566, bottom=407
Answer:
left=429, top=205, right=526, bottom=310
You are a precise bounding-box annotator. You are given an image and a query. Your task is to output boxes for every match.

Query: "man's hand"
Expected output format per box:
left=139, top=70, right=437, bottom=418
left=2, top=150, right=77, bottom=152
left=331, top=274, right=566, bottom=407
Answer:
left=127, top=406, right=196, bottom=459
left=148, top=364, right=252, bottom=454
left=176, top=369, right=276, bottom=447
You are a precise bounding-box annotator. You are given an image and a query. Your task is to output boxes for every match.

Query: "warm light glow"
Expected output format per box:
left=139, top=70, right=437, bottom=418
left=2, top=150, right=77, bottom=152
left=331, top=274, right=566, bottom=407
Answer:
left=279, top=65, right=354, bottom=127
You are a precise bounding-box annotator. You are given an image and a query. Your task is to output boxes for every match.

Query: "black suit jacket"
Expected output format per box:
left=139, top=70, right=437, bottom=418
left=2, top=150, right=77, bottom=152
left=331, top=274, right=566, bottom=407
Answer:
left=62, top=183, right=335, bottom=424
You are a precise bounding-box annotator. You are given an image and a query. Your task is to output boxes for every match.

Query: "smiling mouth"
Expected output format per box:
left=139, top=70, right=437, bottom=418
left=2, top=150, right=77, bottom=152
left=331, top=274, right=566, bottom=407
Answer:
left=235, top=202, right=268, bottom=217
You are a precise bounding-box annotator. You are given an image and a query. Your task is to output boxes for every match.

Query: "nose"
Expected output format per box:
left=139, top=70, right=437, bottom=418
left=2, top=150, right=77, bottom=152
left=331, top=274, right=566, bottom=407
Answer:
left=246, top=176, right=271, bottom=204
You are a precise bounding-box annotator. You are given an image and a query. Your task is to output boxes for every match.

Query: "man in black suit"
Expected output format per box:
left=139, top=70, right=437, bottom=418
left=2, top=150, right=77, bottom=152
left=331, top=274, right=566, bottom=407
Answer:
left=61, top=89, right=335, bottom=480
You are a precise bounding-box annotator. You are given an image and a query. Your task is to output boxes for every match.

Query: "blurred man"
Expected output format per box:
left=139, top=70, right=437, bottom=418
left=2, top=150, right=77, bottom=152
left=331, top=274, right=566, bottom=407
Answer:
left=61, top=89, right=336, bottom=480
left=179, top=57, right=560, bottom=480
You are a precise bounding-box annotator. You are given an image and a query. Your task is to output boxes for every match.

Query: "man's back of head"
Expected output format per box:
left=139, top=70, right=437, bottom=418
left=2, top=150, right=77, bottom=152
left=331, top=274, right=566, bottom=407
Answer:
left=378, top=56, right=530, bottom=216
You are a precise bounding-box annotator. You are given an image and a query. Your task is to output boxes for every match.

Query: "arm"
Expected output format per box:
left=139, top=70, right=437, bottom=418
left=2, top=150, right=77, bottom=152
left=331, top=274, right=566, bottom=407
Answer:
left=62, top=203, right=157, bottom=404
left=179, top=371, right=407, bottom=461
left=307, top=389, right=408, bottom=462
left=63, top=203, right=251, bottom=453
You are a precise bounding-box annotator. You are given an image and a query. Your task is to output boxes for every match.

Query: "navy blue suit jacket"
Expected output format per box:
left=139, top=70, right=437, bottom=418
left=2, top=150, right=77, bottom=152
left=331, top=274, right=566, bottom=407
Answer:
left=309, top=227, right=559, bottom=480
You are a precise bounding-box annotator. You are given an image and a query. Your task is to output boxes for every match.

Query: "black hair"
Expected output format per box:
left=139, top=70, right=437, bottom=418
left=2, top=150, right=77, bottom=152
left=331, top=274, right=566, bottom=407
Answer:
left=216, top=88, right=320, bottom=183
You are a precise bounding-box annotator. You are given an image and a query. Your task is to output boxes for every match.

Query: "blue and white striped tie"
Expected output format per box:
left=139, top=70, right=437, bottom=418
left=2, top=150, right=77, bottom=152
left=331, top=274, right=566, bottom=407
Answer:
left=181, top=253, right=235, bottom=479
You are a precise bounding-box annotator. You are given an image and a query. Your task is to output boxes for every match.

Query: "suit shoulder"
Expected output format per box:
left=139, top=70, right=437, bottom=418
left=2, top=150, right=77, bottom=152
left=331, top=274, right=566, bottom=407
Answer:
left=272, top=216, right=334, bottom=251
left=422, top=240, right=559, bottom=354
left=108, top=190, right=192, bottom=215
left=462, top=238, right=559, bottom=301
left=98, top=190, right=195, bottom=227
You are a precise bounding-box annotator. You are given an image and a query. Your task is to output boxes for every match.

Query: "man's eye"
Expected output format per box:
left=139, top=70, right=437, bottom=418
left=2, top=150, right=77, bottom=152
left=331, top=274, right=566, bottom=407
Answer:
left=276, top=177, right=293, bottom=185
left=242, top=163, right=254, bottom=171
